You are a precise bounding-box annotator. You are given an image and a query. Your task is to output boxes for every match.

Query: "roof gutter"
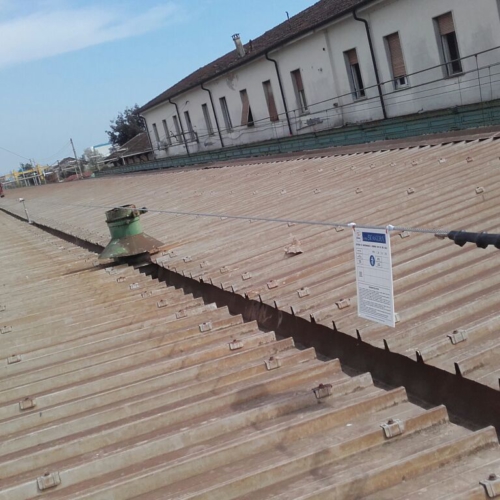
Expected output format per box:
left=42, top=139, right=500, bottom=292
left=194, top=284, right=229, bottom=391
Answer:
left=168, top=98, right=190, bottom=157
left=352, top=8, right=387, bottom=119
left=201, top=83, right=225, bottom=148
left=265, top=52, right=293, bottom=136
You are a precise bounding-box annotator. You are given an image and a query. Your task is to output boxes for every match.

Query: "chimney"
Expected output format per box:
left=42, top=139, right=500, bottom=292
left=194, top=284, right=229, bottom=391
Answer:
left=232, top=34, right=246, bottom=57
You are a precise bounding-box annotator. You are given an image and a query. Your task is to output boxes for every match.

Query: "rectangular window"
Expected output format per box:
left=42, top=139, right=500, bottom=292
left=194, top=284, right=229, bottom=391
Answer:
left=162, top=119, right=172, bottom=145
left=172, top=115, right=182, bottom=142
left=152, top=123, right=160, bottom=145
left=262, top=80, right=279, bottom=122
left=291, top=69, right=308, bottom=113
left=219, top=97, right=232, bottom=131
left=240, top=89, right=255, bottom=127
left=345, top=49, right=365, bottom=99
left=385, top=33, right=408, bottom=89
left=184, top=111, right=196, bottom=142
left=435, top=12, right=462, bottom=75
left=201, top=104, right=214, bottom=135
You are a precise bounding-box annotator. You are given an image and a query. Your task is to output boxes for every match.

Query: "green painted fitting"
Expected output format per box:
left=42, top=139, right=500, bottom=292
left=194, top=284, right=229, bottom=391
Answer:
left=107, top=217, right=143, bottom=239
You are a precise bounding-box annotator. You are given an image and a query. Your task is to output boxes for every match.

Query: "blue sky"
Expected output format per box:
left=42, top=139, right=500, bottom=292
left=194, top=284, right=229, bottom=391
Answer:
left=0, top=0, right=314, bottom=175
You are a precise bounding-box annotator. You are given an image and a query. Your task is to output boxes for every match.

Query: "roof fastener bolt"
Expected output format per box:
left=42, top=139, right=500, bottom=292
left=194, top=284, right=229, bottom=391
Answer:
left=242, top=272, right=252, bottom=281
left=7, top=354, right=21, bottom=364
left=466, top=156, right=474, bottom=163
left=356, top=187, right=363, bottom=194
left=476, top=186, right=485, bottom=194
left=267, top=280, right=279, bottom=290
left=447, top=329, right=468, bottom=345
left=36, top=471, right=61, bottom=491
left=312, top=383, right=333, bottom=400
left=407, top=188, right=415, bottom=195
left=229, top=339, right=243, bottom=351
left=265, top=356, right=281, bottom=370
left=199, top=321, right=212, bottom=332
left=336, top=298, right=351, bottom=310
left=285, top=237, right=303, bottom=255
left=381, top=418, right=405, bottom=438
left=19, top=397, right=36, bottom=410
left=480, top=473, right=500, bottom=498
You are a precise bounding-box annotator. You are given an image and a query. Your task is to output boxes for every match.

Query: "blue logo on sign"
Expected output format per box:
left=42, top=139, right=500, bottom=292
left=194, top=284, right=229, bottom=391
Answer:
left=369, top=255, right=376, bottom=266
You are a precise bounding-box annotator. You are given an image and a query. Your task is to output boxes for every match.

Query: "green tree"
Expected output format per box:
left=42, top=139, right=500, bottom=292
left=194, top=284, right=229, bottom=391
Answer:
left=106, top=104, right=145, bottom=147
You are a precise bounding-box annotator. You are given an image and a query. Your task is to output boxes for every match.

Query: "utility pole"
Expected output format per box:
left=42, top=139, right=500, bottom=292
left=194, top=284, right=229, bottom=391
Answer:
left=70, top=138, right=83, bottom=179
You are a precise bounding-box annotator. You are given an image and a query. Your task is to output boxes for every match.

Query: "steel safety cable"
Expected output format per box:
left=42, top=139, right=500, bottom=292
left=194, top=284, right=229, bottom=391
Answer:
left=16, top=199, right=452, bottom=235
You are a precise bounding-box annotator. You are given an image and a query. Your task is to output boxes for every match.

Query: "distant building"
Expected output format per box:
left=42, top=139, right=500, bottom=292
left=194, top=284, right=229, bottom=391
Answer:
left=140, top=0, right=500, bottom=160
left=92, top=142, right=113, bottom=158
left=104, top=133, right=153, bottom=168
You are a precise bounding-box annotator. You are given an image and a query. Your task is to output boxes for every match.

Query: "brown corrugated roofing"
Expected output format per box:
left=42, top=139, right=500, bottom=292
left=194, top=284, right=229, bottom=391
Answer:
left=1, top=210, right=500, bottom=498
left=3, top=134, right=500, bottom=396
left=139, top=0, right=370, bottom=113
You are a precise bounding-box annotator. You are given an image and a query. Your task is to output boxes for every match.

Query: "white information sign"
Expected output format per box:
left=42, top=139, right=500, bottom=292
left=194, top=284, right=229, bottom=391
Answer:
left=352, top=226, right=395, bottom=327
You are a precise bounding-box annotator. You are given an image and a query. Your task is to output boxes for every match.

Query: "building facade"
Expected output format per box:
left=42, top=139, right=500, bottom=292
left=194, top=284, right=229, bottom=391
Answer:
left=140, top=0, right=500, bottom=160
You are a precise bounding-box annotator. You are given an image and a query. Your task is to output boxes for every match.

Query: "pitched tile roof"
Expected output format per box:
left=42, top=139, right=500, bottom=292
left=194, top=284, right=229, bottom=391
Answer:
left=105, top=132, right=152, bottom=162
left=139, top=0, right=371, bottom=113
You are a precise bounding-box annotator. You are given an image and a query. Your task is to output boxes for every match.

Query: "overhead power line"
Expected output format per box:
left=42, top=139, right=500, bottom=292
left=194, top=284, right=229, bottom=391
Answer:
left=0, top=145, right=31, bottom=161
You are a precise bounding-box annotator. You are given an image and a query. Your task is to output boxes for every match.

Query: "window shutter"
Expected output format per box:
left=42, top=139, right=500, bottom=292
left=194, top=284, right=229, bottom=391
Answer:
left=240, top=90, right=250, bottom=126
left=293, top=70, right=304, bottom=91
left=346, top=49, right=358, bottom=66
left=387, top=33, right=406, bottom=78
left=263, top=81, right=279, bottom=122
left=438, top=12, right=455, bottom=35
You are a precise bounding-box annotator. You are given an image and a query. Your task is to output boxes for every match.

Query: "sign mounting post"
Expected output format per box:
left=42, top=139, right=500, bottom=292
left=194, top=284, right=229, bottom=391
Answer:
left=352, top=225, right=395, bottom=327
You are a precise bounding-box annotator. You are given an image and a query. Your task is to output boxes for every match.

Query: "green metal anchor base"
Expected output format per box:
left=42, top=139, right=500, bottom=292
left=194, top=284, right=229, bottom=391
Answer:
left=99, top=205, right=164, bottom=260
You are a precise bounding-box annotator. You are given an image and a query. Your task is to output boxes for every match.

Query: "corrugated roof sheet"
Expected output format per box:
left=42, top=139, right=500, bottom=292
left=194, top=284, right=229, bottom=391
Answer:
left=3, top=134, right=500, bottom=392
left=139, top=0, right=369, bottom=112
left=1, top=208, right=500, bottom=498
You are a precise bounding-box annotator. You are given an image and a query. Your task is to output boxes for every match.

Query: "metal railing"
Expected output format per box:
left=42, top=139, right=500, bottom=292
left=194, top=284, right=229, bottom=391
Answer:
left=149, top=44, right=500, bottom=152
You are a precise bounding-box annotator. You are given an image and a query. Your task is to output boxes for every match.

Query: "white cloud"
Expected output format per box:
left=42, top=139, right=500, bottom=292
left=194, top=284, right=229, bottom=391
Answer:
left=0, top=1, right=180, bottom=69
